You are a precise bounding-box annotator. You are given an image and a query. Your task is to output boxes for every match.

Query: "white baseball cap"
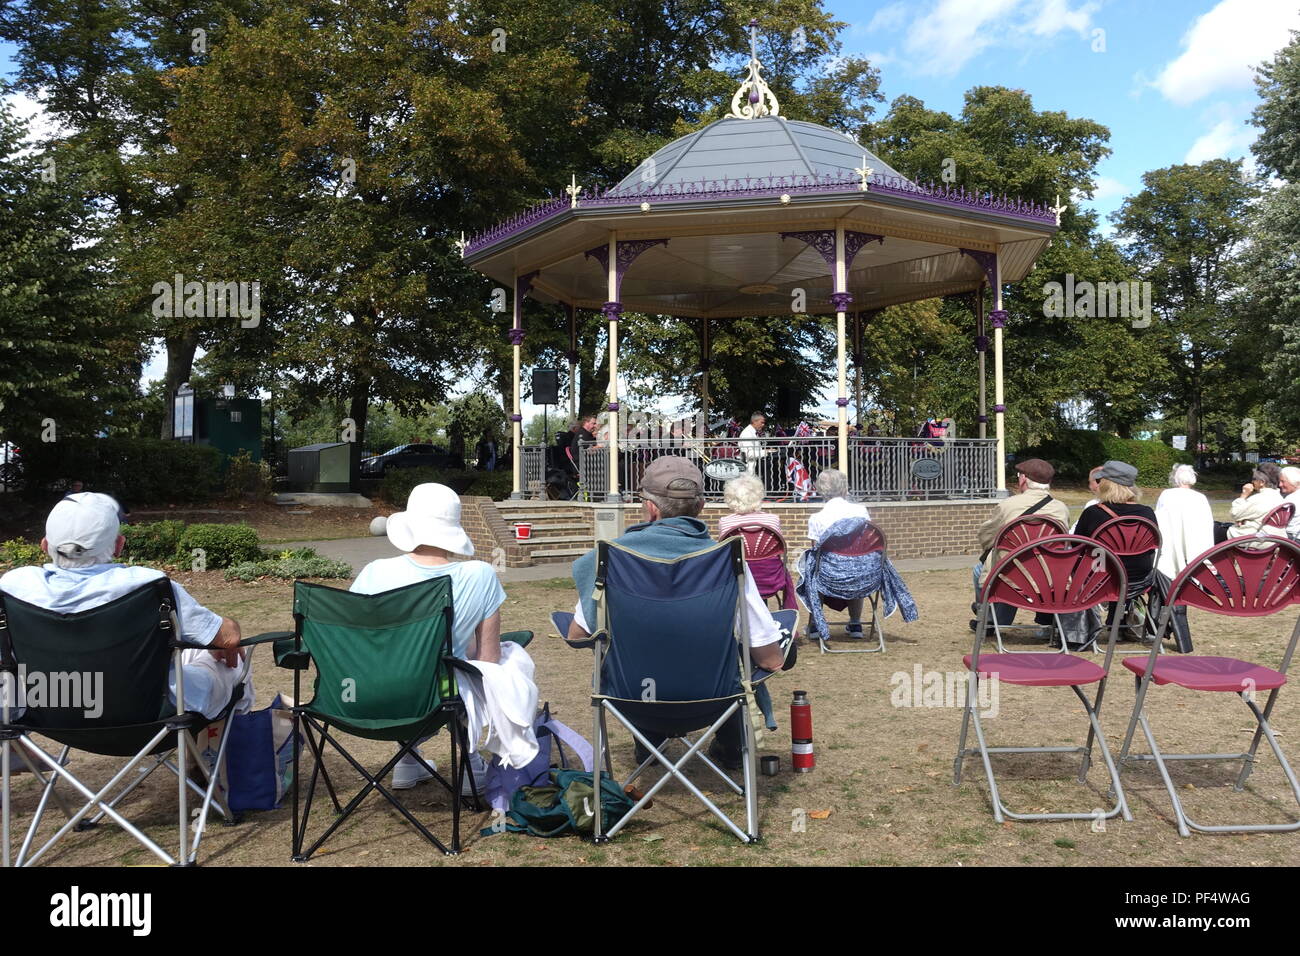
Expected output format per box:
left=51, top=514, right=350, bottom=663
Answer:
left=386, top=483, right=474, bottom=556
left=45, top=492, right=124, bottom=562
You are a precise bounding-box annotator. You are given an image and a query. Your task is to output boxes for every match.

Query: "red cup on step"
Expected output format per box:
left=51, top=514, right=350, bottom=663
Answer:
left=514, top=523, right=533, bottom=540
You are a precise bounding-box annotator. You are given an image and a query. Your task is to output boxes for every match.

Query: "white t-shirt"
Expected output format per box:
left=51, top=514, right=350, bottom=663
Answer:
left=807, top=497, right=871, bottom=544
left=1286, top=490, right=1300, bottom=540
left=350, top=556, right=506, bottom=660
left=739, top=424, right=768, bottom=459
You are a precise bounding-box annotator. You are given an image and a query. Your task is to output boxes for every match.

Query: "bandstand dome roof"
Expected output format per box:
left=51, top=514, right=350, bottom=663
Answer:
left=461, top=31, right=1059, bottom=321
left=607, top=116, right=911, bottom=198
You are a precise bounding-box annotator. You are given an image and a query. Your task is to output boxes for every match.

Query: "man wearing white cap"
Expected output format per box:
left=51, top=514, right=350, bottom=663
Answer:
left=351, top=483, right=536, bottom=790
left=0, top=493, right=251, bottom=719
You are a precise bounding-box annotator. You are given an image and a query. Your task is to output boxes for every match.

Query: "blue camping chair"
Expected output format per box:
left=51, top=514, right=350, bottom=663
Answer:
left=556, top=537, right=788, bottom=843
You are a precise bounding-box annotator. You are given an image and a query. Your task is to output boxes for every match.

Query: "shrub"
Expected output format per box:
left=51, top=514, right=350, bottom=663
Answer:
left=0, top=539, right=47, bottom=569
left=121, top=520, right=186, bottom=563
left=16, top=437, right=223, bottom=504
left=223, top=449, right=275, bottom=502
left=224, top=552, right=352, bottom=581
left=1016, top=430, right=1193, bottom=487
left=175, top=523, right=263, bottom=569
left=381, top=466, right=513, bottom=505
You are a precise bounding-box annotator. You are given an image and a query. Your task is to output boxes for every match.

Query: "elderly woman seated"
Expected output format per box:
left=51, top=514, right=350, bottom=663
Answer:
left=797, top=469, right=917, bottom=645
left=1215, top=463, right=1285, bottom=542
left=718, top=474, right=794, bottom=609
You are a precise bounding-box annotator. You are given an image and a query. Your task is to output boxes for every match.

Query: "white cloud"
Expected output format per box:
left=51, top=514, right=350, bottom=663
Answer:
left=1152, top=0, right=1300, bottom=106
left=901, top=0, right=1100, bottom=76
left=1087, top=175, right=1130, bottom=201
left=867, top=2, right=911, bottom=33
left=2, top=90, right=67, bottom=148
left=1184, top=117, right=1255, bottom=164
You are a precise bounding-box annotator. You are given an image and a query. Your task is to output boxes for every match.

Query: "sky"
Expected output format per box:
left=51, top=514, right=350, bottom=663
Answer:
left=2, top=0, right=1297, bottom=425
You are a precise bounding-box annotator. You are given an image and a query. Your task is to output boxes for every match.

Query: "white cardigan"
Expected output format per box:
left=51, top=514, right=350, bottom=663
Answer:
left=1154, top=487, right=1215, bottom=579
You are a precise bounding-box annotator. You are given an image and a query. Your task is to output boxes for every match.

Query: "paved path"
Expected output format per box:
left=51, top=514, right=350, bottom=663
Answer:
left=284, top=536, right=978, bottom=583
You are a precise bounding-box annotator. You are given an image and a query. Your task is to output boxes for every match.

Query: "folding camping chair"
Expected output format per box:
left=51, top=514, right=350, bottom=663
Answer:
left=719, top=524, right=797, bottom=610
left=257, top=578, right=532, bottom=860
left=1117, top=536, right=1300, bottom=835
left=955, top=535, right=1133, bottom=823
left=0, top=578, right=254, bottom=866
left=1091, top=515, right=1161, bottom=647
left=804, top=519, right=889, bottom=654
left=983, top=514, right=1069, bottom=653
left=562, top=537, right=781, bottom=843
left=1263, top=502, right=1295, bottom=538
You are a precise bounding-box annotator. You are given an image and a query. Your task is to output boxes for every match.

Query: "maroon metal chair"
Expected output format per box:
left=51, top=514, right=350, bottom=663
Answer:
left=719, top=524, right=797, bottom=611
left=1090, top=515, right=1162, bottom=647
left=956, top=534, right=1132, bottom=824
left=984, top=515, right=1069, bottom=653
left=1263, top=502, right=1296, bottom=536
left=1117, top=537, right=1300, bottom=835
left=811, top=520, right=888, bottom=653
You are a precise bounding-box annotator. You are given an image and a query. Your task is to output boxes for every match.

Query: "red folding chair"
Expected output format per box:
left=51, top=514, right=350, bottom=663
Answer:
left=1263, top=502, right=1295, bottom=537
left=984, top=515, right=1068, bottom=654
left=1117, top=537, right=1300, bottom=835
left=1091, top=515, right=1161, bottom=647
left=955, top=534, right=1132, bottom=823
left=811, top=520, right=888, bottom=653
left=718, top=524, right=797, bottom=610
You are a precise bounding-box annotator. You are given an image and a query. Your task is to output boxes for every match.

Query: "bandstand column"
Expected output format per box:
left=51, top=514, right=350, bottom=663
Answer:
left=565, top=303, right=578, bottom=420
left=991, top=255, right=1008, bottom=494
left=509, top=270, right=526, bottom=499
left=832, top=224, right=850, bottom=472
left=976, top=287, right=988, bottom=440
left=605, top=235, right=621, bottom=502
left=699, top=317, right=711, bottom=436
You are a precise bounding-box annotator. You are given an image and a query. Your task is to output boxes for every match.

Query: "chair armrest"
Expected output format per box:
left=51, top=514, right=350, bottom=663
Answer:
left=501, top=630, right=533, bottom=648
left=563, top=628, right=607, bottom=650
left=273, top=637, right=312, bottom=670
left=241, top=630, right=294, bottom=647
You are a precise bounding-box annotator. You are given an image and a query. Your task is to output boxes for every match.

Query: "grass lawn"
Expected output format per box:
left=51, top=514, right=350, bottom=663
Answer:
left=9, top=567, right=1300, bottom=868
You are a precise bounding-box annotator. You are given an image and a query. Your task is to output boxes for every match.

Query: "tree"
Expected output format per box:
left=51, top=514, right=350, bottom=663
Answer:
left=1111, top=161, right=1263, bottom=456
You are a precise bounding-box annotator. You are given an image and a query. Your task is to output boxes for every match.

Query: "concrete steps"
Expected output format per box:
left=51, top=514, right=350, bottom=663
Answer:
left=496, top=505, right=595, bottom=565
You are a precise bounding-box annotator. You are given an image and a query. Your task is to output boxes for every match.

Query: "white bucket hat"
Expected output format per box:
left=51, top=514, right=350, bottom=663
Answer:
left=386, top=483, right=474, bottom=556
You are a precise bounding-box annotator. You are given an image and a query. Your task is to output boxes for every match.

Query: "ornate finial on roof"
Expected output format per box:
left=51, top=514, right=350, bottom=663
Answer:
left=455, top=231, right=467, bottom=256
left=729, top=19, right=780, bottom=120
left=1051, top=193, right=1067, bottom=226
left=854, top=155, right=873, bottom=192
left=566, top=174, right=582, bottom=209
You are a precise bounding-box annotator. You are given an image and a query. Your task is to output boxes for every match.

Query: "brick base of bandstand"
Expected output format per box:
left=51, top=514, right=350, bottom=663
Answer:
left=460, top=496, right=997, bottom=569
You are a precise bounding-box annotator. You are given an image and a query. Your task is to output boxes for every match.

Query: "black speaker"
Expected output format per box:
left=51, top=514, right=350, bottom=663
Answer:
left=532, top=369, right=560, bottom=405
left=776, top=385, right=799, bottom=420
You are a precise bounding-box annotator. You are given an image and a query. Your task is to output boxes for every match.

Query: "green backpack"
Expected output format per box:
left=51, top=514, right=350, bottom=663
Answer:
left=485, top=769, right=636, bottom=838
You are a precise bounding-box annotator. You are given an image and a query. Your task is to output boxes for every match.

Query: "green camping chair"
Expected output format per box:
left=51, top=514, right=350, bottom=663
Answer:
left=260, top=578, right=531, bottom=860
left=0, top=577, right=254, bottom=867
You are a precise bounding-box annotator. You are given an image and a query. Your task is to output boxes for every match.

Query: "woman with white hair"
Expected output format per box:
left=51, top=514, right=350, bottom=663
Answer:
left=1279, top=466, right=1300, bottom=541
left=718, top=474, right=781, bottom=538
left=1151, top=463, right=1214, bottom=650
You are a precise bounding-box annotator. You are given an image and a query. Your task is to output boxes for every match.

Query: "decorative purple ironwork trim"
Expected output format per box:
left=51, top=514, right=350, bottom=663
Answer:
left=959, top=248, right=997, bottom=290
left=510, top=413, right=523, bottom=423
left=516, top=270, right=539, bottom=300
left=464, top=173, right=1056, bottom=255
left=585, top=240, right=668, bottom=297
left=829, top=292, right=854, bottom=312
left=990, top=309, right=1008, bottom=329
left=780, top=230, right=835, bottom=267
left=507, top=327, right=525, bottom=346
left=977, top=415, right=988, bottom=424
left=607, top=402, right=620, bottom=412
left=835, top=398, right=850, bottom=408
left=974, top=335, right=989, bottom=353
left=584, top=244, right=609, bottom=273
left=993, top=404, right=1005, bottom=414
left=845, top=231, right=885, bottom=269
left=602, top=301, right=623, bottom=320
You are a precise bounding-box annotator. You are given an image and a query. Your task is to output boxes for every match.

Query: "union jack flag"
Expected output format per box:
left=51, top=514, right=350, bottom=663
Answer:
left=786, top=455, right=813, bottom=500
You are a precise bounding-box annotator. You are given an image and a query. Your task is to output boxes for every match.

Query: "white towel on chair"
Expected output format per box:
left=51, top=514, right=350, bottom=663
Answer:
left=458, top=642, right=540, bottom=769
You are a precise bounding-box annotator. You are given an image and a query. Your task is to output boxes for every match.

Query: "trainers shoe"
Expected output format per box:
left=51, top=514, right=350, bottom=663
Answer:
left=392, top=751, right=436, bottom=790
left=460, top=752, right=488, bottom=798
left=846, top=621, right=865, bottom=637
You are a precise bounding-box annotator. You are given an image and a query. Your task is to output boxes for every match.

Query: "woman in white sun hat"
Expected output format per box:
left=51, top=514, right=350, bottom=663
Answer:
left=351, top=483, right=537, bottom=789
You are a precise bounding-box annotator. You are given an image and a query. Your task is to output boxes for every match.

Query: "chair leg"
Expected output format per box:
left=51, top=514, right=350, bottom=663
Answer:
left=953, top=677, right=976, bottom=785
left=592, top=702, right=606, bottom=842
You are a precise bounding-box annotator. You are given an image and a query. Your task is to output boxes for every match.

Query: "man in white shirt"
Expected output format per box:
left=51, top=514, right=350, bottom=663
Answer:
left=738, top=411, right=771, bottom=485
left=1279, top=466, right=1300, bottom=541
left=805, top=468, right=871, bottom=634
left=0, top=493, right=249, bottom=720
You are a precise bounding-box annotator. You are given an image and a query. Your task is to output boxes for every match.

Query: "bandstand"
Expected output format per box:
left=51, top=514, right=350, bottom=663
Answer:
left=459, top=25, right=1059, bottom=563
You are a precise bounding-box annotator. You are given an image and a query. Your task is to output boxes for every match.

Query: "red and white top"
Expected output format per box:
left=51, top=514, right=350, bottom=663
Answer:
left=718, top=511, right=783, bottom=538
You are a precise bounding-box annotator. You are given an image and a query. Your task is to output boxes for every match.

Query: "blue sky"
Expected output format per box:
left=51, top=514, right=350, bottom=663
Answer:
left=3, top=0, right=1296, bottom=420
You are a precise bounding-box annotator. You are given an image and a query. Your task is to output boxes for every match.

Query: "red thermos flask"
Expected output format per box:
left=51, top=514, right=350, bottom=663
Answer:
left=791, top=690, right=814, bottom=772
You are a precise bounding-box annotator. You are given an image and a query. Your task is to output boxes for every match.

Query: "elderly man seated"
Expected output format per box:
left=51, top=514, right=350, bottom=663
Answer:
left=566, top=457, right=784, bottom=769
left=0, top=493, right=251, bottom=719
left=1214, top=463, right=1284, bottom=542
left=805, top=468, right=871, bottom=635
left=1282, top=466, right=1300, bottom=541
left=971, top=458, right=1070, bottom=634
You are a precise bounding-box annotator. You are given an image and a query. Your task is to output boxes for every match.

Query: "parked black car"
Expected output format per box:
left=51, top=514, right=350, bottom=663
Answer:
left=360, top=443, right=463, bottom=476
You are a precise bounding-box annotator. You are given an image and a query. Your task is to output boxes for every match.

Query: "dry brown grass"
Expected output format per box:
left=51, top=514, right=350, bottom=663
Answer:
left=9, top=570, right=1300, bottom=867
